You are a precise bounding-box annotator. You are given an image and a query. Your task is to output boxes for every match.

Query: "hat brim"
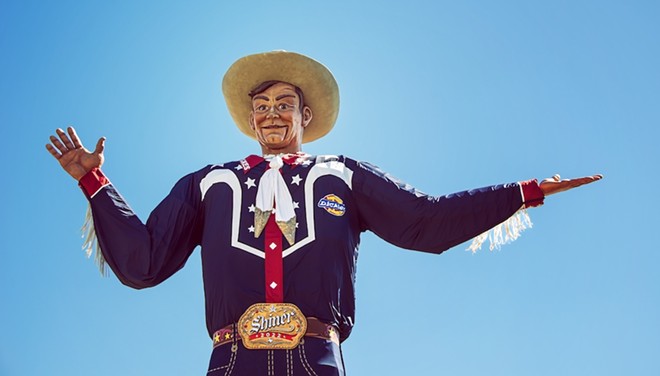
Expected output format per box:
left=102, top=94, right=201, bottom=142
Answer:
left=222, top=51, right=339, bottom=143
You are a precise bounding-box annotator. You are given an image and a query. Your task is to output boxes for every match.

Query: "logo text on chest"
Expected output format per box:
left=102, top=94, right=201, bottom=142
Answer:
left=317, top=194, right=346, bottom=216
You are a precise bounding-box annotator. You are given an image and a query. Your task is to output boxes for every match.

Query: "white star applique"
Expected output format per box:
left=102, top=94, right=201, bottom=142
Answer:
left=244, top=177, right=256, bottom=189
left=301, top=160, right=312, bottom=167
left=291, top=174, right=302, bottom=186
left=295, top=222, right=299, bottom=229
left=248, top=204, right=256, bottom=213
left=234, top=164, right=243, bottom=171
left=293, top=201, right=299, bottom=209
left=248, top=225, right=255, bottom=233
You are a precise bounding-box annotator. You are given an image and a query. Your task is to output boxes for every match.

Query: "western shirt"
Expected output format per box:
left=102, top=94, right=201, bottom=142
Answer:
left=79, top=153, right=543, bottom=341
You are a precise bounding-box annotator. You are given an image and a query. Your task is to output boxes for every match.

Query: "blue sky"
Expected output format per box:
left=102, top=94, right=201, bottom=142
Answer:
left=1, top=1, right=658, bottom=375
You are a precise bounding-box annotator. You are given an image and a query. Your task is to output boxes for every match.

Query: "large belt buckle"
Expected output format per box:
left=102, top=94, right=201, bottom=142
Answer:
left=237, top=303, right=307, bottom=350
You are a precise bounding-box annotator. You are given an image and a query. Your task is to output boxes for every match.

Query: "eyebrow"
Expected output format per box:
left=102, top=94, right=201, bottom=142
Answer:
left=276, top=94, right=296, bottom=101
left=252, top=94, right=297, bottom=102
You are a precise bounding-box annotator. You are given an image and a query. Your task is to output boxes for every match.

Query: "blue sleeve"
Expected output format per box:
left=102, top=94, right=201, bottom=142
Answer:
left=87, top=169, right=205, bottom=289
left=348, top=159, right=524, bottom=254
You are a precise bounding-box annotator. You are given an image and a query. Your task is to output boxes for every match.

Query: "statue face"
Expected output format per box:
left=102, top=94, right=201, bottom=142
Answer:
left=249, top=82, right=312, bottom=154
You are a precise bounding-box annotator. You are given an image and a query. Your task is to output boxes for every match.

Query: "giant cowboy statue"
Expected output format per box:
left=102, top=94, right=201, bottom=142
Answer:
left=46, top=51, right=602, bottom=375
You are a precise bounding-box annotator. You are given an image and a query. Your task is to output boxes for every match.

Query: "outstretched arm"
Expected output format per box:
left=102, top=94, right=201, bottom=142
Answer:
left=349, top=158, right=604, bottom=254
left=45, top=126, right=105, bottom=180
left=45, top=126, right=203, bottom=287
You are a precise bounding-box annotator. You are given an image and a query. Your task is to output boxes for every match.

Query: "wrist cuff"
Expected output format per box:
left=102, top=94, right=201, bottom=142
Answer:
left=521, top=179, right=544, bottom=208
left=78, top=168, right=110, bottom=198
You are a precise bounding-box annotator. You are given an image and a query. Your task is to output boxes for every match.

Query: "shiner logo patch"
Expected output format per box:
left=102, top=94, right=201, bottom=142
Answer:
left=317, top=194, right=346, bottom=216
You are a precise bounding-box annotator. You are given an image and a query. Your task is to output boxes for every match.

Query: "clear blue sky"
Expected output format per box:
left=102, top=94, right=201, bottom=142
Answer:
left=2, top=1, right=658, bottom=375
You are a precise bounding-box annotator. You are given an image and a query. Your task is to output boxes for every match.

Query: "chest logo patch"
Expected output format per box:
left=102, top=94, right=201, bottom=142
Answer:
left=317, top=194, right=346, bottom=216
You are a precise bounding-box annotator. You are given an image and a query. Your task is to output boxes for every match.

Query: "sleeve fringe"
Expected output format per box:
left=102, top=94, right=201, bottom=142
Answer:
left=81, top=205, right=108, bottom=276
left=467, top=209, right=533, bottom=253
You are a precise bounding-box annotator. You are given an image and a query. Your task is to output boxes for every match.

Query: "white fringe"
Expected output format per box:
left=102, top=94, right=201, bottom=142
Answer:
left=81, top=205, right=108, bottom=276
left=467, top=209, right=533, bottom=253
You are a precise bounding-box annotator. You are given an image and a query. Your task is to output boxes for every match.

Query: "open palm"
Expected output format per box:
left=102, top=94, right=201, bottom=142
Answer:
left=46, top=127, right=106, bottom=181
left=539, top=174, right=603, bottom=196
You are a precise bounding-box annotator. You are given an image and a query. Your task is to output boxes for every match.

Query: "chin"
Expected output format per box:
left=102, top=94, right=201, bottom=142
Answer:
left=264, top=138, right=297, bottom=152
left=261, top=138, right=284, bottom=148
left=260, top=133, right=290, bottom=146
left=266, top=143, right=290, bottom=151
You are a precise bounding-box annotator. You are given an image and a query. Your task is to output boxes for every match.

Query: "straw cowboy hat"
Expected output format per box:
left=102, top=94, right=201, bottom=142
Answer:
left=222, top=51, right=340, bottom=143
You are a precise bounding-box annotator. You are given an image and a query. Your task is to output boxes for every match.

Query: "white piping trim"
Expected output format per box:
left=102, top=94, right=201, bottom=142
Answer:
left=201, top=169, right=263, bottom=258
left=282, top=160, right=353, bottom=258
left=199, top=162, right=353, bottom=259
left=89, top=183, right=111, bottom=199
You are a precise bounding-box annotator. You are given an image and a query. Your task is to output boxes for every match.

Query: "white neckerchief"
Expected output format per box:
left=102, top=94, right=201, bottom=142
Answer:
left=253, top=155, right=297, bottom=245
left=255, top=155, right=295, bottom=223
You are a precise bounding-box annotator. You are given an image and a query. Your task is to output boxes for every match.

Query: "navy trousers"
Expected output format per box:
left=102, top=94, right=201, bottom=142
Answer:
left=206, top=337, right=345, bottom=375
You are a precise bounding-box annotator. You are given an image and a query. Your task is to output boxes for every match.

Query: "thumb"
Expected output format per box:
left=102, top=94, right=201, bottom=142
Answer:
left=94, top=137, right=106, bottom=154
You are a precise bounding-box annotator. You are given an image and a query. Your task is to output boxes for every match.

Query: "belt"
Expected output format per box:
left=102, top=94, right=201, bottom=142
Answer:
left=212, top=317, right=339, bottom=348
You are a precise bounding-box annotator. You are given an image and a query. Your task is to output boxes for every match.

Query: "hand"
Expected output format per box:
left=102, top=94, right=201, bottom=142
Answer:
left=539, top=174, right=603, bottom=196
left=46, top=127, right=106, bottom=181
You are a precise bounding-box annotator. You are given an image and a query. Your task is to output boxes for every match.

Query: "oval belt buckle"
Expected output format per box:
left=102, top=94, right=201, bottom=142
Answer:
left=237, top=303, right=307, bottom=350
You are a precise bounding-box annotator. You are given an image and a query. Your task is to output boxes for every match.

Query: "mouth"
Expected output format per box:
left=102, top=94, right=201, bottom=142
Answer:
left=262, top=125, right=288, bottom=130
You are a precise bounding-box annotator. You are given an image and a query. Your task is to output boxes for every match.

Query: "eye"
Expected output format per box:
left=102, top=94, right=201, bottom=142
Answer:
left=278, top=103, right=291, bottom=111
left=255, top=104, right=269, bottom=112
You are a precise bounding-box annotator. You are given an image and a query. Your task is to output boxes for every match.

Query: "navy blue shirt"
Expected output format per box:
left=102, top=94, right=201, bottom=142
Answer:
left=84, top=154, right=527, bottom=341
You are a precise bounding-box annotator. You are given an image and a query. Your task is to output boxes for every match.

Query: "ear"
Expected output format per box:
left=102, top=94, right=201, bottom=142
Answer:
left=248, top=112, right=256, bottom=131
left=302, top=106, right=313, bottom=128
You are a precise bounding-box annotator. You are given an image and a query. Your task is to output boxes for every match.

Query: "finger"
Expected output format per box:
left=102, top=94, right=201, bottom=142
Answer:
left=541, top=177, right=562, bottom=185
left=94, top=137, right=106, bottom=155
left=575, top=175, right=602, bottom=184
left=45, top=143, right=62, bottom=159
left=563, top=176, right=602, bottom=189
left=49, top=134, right=69, bottom=154
left=67, top=126, right=83, bottom=149
left=56, top=128, right=75, bottom=150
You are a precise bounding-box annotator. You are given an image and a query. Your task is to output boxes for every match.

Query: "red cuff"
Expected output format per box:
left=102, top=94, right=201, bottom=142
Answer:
left=78, top=168, right=110, bottom=197
left=521, top=179, right=544, bottom=208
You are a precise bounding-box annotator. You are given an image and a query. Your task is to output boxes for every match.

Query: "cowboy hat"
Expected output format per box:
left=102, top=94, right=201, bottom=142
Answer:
left=222, top=51, right=339, bottom=143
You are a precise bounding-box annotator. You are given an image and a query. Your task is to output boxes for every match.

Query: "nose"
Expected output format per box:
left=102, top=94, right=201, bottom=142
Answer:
left=266, top=106, right=280, bottom=118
